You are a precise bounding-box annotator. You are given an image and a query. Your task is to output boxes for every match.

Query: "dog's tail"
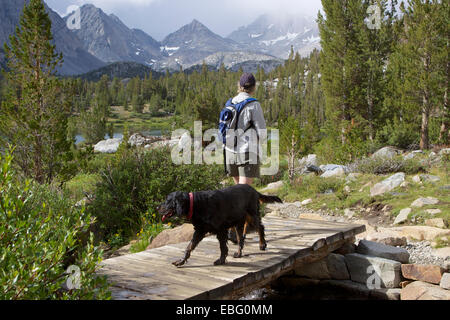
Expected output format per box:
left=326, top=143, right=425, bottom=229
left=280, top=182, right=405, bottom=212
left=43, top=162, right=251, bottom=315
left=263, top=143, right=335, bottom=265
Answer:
left=258, top=193, right=283, bottom=204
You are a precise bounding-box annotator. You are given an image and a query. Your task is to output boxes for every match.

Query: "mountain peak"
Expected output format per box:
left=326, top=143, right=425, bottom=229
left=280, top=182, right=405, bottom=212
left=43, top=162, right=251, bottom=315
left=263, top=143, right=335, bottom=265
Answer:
left=80, top=3, right=100, bottom=12
left=64, top=3, right=162, bottom=64
left=186, top=19, right=209, bottom=31
left=227, top=13, right=320, bottom=59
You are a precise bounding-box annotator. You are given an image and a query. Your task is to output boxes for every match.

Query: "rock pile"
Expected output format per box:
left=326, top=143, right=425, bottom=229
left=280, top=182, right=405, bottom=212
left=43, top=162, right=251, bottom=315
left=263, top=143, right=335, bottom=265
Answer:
left=92, top=133, right=180, bottom=153
left=94, top=138, right=122, bottom=153
left=128, top=133, right=164, bottom=147
left=281, top=239, right=450, bottom=300
left=370, top=172, right=405, bottom=197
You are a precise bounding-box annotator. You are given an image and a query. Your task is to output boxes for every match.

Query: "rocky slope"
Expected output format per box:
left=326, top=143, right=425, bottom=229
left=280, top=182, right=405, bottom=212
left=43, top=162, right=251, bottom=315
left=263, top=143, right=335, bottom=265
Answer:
left=79, top=61, right=163, bottom=82
left=156, top=19, right=244, bottom=71
left=227, top=13, right=321, bottom=59
left=64, top=4, right=164, bottom=66
left=185, top=51, right=282, bottom=73
left=0, top=0, right=104, bottom=75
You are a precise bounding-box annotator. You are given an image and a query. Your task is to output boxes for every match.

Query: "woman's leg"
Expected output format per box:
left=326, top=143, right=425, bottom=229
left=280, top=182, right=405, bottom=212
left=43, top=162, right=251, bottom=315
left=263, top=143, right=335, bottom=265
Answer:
left=238, top=176, right=253, bottom=185
left=233, top=176, right=253, bottom=185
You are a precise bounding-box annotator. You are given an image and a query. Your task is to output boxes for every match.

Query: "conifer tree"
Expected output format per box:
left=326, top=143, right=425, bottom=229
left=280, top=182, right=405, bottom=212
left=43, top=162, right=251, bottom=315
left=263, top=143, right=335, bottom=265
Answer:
left=358, top=0, right=397, bottom=142
left=0, top=0, right=72, bottom=183
left=389, top=0, right=447, bottom=149
left=79, top=102, right=107, bottom=145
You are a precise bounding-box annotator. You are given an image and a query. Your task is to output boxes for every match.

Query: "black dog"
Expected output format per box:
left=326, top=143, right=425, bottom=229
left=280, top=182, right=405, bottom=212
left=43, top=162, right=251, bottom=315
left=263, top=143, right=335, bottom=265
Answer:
left=157, top=184, right=282, bottom=267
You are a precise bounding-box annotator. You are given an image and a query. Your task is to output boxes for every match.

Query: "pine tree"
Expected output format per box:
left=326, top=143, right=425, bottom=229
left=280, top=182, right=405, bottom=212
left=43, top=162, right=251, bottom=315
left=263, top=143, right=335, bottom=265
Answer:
left=0, top=0, right=72, bottom=183
left=193, top=85, right=218, bottom=130
left=131, top=76, right=144, bottom=113
left=79, top=103, right=107, bottom=145
left=149, top=93, right=163, bottom=115
left=389, top=0, right=447, bottom=149
left=358, top=0, right=397, bottom=142
left=318, top=0, right=354, bottom=145
left=110, top=77, right=121, bottom=106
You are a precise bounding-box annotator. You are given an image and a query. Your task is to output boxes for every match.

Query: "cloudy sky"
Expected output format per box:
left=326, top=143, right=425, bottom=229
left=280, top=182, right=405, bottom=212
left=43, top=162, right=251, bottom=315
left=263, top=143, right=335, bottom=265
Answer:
left=45, top=0, right=323, bottom=40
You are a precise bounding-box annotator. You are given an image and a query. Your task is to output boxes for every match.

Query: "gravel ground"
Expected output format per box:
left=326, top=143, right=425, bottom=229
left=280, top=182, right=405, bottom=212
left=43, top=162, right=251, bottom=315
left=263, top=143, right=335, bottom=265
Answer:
left=402, top=241, right=449, bottom=269
left=266, top=203, right=450, bottom=269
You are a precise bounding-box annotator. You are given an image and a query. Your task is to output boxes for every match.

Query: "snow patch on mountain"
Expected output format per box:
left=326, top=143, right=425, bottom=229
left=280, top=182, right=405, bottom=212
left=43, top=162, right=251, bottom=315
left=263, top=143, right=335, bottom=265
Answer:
left=227, top=13, right=321, bottom=59
left=260, top=32, right=300, bottom=46
left=303, top=35, right=320, bottom=44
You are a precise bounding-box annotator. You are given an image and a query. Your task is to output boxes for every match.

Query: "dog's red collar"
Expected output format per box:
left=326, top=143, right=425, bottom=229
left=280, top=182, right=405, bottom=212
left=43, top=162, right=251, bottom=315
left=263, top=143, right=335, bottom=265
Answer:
left=188, top=192, right=194, bottom=220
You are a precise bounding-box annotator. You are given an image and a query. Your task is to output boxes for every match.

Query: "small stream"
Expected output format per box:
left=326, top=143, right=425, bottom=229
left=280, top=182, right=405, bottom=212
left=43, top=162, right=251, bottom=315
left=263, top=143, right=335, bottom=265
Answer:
left=241, top=284, right=376, bottom=300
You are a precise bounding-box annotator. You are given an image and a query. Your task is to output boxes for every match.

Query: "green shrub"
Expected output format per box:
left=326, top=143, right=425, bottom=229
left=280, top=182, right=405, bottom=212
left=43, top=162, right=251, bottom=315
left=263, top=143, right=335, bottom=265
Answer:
left=355, top=155, right=427, bottom=175
left=313, top=123, right=371, bottom=164
left=64, top=173, right=101, bottom=201
left=316, top=177, right=345, bottom=195
left=89, top=147, right=224, bottom=243
left=0, top=149, right=110, bottom=300
left=280, top=174, right=345, bottom=200
left=375, top=118, right=420, bottom=149
left=84, top=153, right=115, bottom=174
left=130, top=220, right=166, bottom=253
left=254, top=158, right=288, bottom=187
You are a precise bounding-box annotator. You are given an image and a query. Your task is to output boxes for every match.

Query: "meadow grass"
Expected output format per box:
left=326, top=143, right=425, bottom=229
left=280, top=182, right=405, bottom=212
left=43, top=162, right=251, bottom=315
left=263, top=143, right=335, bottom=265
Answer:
left=264, top=157, right=449, bottom=226
left=109, top=105, right=177, bottom=134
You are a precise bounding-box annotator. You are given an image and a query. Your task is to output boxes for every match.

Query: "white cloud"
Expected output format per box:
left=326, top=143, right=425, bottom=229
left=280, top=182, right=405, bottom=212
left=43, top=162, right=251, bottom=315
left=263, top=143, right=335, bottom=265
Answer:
left=222, top=0, right=321, bottom=17
left=49, top=0, right=322, bottom=40
left=74, top=0, right=159, bottom=10
left=69, top=0, right=320, bottom=16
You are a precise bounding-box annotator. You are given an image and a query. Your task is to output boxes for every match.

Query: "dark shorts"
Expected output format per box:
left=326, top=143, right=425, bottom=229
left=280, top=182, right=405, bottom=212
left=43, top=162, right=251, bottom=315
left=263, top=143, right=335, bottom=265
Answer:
left=226, top=163, right=260, bottom=178
left=225, top=151, right=260, bottom=178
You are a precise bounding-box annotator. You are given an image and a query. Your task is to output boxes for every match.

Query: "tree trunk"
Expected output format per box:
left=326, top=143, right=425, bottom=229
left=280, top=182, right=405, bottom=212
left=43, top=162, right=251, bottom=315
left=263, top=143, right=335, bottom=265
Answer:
left=420, top=95, right=430, bottom=150
left=367, top=95, right=374, bottom=142
left=420, top=55, right=431, bottom=150
left=288, top=133, right=296, bottom=182
left=34, top=133, right=44, bottom=184
left=439, top=61, right=449, bottom=145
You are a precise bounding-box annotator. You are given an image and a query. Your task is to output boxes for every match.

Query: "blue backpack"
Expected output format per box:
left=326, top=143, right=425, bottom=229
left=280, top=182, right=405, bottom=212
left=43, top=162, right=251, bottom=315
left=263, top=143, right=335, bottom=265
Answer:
left=218, top=97, right=257, bottom=147
left=218, top=97, right=257, bottom=174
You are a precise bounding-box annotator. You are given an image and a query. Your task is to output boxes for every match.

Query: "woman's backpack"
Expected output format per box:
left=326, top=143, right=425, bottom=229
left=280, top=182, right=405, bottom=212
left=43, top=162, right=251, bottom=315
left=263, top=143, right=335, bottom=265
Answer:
left=218, top=97, right=257, bottom=147
left=218, top=97, right=257, bottom=174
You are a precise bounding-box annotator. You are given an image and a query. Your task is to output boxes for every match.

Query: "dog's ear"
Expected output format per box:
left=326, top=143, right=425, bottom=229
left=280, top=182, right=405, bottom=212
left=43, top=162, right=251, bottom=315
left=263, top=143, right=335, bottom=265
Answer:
left=175, top=201, right=184, bottom=216
left=174, top=192, right=188, bottom=217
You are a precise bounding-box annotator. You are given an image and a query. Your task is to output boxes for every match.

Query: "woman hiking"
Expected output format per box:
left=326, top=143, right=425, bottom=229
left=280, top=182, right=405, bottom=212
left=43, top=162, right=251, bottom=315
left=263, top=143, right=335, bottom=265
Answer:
left=224, top=72, right=267, bottom=186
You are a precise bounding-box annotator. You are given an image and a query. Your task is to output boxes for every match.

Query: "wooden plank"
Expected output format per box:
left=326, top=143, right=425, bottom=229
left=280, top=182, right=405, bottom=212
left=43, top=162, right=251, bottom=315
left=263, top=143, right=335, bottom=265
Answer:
left=140, top=246, right=255, bottom=284
left=126, top=237, right=308, bottom=296
left=105, top=260, right=231, bottom=300
left=99, top=262, right=216, bottom=300
left=99, top=218, right=367, bottom=300
left=264, top=218, right=365, bottom=238
left=98, top=267, right=205, bottom=300
left=108, top=286, right=160, bottom=300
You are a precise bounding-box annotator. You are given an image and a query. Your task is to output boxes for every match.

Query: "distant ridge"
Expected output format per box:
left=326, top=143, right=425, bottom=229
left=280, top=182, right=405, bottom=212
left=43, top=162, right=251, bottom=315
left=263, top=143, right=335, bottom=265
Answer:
left=77, top=61, right=163, bottom=81
left=64, top=4, right=164, bottom=66
left=0, top=1, right=322, bottom=76
left=227, top=13, right=321, bottom=59
left=0, top=0, right=104, bottom=75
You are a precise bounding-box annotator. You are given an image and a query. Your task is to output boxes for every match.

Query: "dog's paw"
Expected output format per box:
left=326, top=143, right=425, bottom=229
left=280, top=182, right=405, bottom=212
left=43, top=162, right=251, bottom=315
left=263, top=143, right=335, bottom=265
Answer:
left=260, top=243, right=267, bottom=251
left=213, top=258, right=226, bottom=266
left=233, top=252, right=242, bottom=259
left=172, top=259, right=186, bottom=267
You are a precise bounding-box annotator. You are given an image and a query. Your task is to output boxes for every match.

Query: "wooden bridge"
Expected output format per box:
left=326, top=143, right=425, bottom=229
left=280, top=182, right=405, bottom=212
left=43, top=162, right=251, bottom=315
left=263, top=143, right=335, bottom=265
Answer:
left=98, top=216, right=366, bottom=300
